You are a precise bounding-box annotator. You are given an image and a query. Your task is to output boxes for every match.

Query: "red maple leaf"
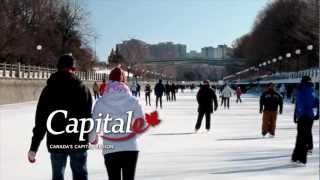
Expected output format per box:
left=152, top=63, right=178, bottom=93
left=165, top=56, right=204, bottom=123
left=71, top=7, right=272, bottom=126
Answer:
left=145, top=111, right=161, bottom=126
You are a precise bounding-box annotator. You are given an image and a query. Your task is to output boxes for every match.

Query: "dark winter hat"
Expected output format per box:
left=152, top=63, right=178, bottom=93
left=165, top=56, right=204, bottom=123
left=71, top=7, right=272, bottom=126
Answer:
left=267, top=82, right=274, bottom=87
left=109, top=67, right=123, bottom=82
left=203, top=80, right=210, bottom=85
left=57, top=54, right=76, bottom=70
left=301, top=76, right=311, bottom=83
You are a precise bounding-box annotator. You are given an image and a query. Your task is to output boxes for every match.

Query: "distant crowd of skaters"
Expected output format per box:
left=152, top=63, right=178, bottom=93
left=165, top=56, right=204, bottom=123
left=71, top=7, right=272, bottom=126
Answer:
left=92, top=79, right=197, bottom=109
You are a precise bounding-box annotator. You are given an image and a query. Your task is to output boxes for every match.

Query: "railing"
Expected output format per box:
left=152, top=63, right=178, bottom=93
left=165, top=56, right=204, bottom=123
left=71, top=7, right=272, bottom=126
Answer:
left=0, top=63, right=107, bottom=81
left=231, top=67, right=320, bottom=84
left=258, top=68, right=320, bottom=81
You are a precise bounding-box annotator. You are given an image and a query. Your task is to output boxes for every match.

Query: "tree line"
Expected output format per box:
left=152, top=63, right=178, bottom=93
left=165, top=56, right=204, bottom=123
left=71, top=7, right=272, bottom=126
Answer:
left=231, top=0, right=318, bottom=74
left=0, top=0, right=96, bottom=70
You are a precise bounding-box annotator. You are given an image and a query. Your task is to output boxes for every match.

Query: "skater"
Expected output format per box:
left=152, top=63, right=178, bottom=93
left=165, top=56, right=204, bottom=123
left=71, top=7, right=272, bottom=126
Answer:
left=170, top=82, right=177, bottom=101
left=145, top=83, right=152, bottom=106
left=93, top=81, right=100, bottom=100
left=130, top=82, right=138, bottom=97
left=221, top=84, right=233, bottom=109
left=90, top=67, right=145, bottom=180
left=236, top=86, right=242, bottom=103
left=190, top=84, right=195, bottom=92
left=291, top=76, right=319, bottom=165
left=259, top=83, right=283, bottom=138
left=154, top=79, right=165, bottom=109
left=195, top=80, right=218, bottom=132
left=136, top=83, right=141, bottom=97
left=279, top=84, right=286, bottom=99
left=165, top=82, right=171, bottom=101
left=100, top=79, right=107, bottom=96
left=28, top=55, right=92, bottom=180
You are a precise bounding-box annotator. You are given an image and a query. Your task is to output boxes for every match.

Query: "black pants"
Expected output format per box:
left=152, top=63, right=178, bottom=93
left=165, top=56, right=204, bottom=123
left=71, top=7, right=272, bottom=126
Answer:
left=94, top=92, right=99, bottom=100
left=220, top=97, right=224, bottom=106
left=222, top=97, right=230, bottom=108
left=166, top=92, right=171, bottom=101
left=104, top=151, right=139, bottom=180
left=171, top=92, right=176, bottom=101
left=291, top=118, right=314, bottom=164
left=156, top=96, right=162, bottom=108
left=195, top=111, right=211, bottom=130
left=236, top=95, right=242, bottom=103
left=50, top=152, right=88, bottom=180
left=145, top=93, right=151, bottom=106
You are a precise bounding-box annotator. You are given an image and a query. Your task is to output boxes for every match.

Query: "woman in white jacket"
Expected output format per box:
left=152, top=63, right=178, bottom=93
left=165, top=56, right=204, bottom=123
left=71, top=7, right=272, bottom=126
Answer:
left=221, top=85, right=233, bottom=109
left=90, top=67, right=145, bottom=180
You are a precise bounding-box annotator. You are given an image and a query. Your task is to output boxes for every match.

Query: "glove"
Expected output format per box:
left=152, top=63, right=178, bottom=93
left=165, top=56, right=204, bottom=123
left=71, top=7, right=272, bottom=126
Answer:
left=90, top=134, right=99, bottom=145
left=28, top=151, right=36, bottom=163
left=279, top=110, right=282, bottom=115
left=214, top=106, right=218, bottom=111
left=314, top=114, right=319, bottom=121
left=259, top=110, right=263, bottom=114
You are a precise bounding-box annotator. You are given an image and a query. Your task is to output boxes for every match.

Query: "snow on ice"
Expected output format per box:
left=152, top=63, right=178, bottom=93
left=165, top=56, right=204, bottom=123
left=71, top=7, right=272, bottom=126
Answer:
left=0, top=91, right=318, bottom=180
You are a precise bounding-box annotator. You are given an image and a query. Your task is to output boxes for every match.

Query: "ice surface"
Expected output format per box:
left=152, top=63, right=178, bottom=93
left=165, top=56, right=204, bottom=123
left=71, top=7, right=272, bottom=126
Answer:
left=0, top=90, right=318, bottom=180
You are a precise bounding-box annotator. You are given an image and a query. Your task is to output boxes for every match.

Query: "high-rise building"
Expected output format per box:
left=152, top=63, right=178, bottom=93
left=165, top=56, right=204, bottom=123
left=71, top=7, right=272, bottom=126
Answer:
left=149, top=42, right=187, bottom=59
left=201, top=47, right=215, bottom=58
left=213, top=45, right=233, bottom=59
left=115, top=39, right=151, bottom=63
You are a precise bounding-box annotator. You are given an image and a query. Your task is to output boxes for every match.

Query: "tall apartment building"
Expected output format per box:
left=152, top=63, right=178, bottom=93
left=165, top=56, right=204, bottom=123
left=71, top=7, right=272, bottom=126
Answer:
left=150, top=42, right=187, bottom=59
left=213, top=45, right=232, bottom=59
left=201, top=47, right=215, bottom=58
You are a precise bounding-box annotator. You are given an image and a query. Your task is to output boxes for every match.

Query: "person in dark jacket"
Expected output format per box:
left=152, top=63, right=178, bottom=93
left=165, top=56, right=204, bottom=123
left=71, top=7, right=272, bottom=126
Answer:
left=259, top=83, right=283, bottom=138
left=28, top=55, right=92, bottom=180
left=136, top=82, right=141, bottom=97
left=291, top=76, right=319, bottom=165
left=93, top=81, right=100, bottom=100
left=165, top=82, right=171, bottom=101
left=195, top=80, right=218, bottom=132
left=170, top=83, right=177, bottom=101
left=154, top=79, right=166, bottom=109
left=145, top=83, right=152, bottom=106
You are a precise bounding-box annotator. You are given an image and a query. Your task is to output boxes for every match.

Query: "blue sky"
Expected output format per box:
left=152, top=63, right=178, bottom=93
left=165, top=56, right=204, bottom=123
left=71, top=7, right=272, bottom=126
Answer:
left=84, top=0, right=269, bottom=62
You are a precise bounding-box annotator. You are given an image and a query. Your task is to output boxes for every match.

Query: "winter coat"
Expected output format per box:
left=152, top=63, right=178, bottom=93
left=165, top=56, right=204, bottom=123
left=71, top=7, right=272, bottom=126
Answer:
left=197, top=85, right=218, bottom=113
left=236, top=87, right=242, bottom=96
left=295, top=82, right=319, bottom=120
left=145, top=84, right=152, bottom=95
left=260, top=89, right=283, bottom=112
left=30, top=71, right=92, bottom=153
left=93, top=83, right=99, bottom=93
left=170, top=84, right=177, bottom=93
left=90, top=81, right=145, bottom=154
left=165, top=84, right=171, bottom=93
left=99, top=83, right=107, bottom=95
left=130, top=82, right=137, bottom=92
left=154, top=82, right=165, bottom=97
left=222, top=86, right=233, bottom=98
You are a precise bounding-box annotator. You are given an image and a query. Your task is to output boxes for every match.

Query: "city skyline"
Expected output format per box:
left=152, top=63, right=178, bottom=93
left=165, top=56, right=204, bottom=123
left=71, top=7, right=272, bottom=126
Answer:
left=85, top=0, right=269, bottom=62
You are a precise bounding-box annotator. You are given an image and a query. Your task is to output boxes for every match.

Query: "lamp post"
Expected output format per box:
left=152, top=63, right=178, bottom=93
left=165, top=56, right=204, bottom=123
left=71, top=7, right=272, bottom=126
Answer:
left=278, top=56, right=283, bottom=72
left=295, top=49, right=301, bottom=71
left=285, top=53, right=291, bottom=72
left=306, top=45, right=314, bottom=68
left=36, top=45, right=42, bottom=64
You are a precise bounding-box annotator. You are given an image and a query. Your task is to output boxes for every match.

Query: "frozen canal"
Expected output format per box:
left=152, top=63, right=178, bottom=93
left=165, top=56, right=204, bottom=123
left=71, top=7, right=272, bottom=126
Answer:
left=0, top=90, right=319, bottom=180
